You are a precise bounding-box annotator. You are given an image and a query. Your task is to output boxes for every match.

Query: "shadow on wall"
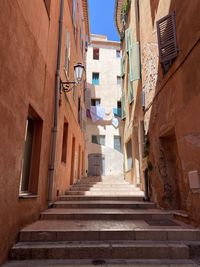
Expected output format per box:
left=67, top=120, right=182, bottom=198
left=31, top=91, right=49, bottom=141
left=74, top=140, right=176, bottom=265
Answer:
left=146, top=0, right=200, bottom=219
left=85, top=82, right=124, bottom=178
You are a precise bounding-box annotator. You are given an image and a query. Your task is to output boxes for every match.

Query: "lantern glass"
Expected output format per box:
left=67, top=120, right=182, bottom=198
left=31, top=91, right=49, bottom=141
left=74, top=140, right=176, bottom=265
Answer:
left=74, top=63, right=84, bottom=83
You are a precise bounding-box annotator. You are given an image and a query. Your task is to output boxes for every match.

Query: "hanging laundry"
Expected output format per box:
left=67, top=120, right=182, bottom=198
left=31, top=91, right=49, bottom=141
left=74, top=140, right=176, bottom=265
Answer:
left=90, top=105, right=105, bottom=122
left=112, top=117, right=119, bottom=128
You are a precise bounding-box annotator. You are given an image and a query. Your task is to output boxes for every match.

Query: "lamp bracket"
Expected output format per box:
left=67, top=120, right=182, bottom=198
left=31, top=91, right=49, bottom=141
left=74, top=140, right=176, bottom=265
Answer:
left=60, top=80, right=77, bottom=92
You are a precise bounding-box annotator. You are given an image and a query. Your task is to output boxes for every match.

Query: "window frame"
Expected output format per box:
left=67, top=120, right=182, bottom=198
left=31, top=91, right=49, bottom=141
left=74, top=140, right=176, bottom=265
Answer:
left=92, top=135, right=105, bottom=146
left=92, top=72, right=100, bottom=85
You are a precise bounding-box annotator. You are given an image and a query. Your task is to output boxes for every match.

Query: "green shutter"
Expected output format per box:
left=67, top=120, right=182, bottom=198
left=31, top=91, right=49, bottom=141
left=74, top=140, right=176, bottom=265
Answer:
left=121, top=93, right=126, bottom=119
left=125, top=28, right=129, bottom=52
left=128, top=75, right=134, bottom=103
left=129, top=41, right=141, bottom=81
left=121, top=55, right=125, bottom=77
left=125, top=28, right=132, bottom=53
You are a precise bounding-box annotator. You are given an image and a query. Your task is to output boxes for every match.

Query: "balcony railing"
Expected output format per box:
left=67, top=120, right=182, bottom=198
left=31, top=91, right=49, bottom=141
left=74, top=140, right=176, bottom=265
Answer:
left=113, top=108, right=121, bottom=117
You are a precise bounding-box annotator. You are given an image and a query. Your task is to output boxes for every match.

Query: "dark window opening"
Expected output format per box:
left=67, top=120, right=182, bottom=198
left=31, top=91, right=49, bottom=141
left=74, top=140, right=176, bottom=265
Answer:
left=92, top=135, right=105, bottom=146
left=91, top=98, right=101, bottom=106
left=117, top=76, right=121, bottom=85
left=93, top=48, right=99, bottom=60
left=114, top=136, right=121, bottom=152
left=126, top=139, right=133, bottom=171
left=116, top=50, right=121, bottom=58
left=61, top=122, right=68, bottom=163
left=20, top=106, right=43, bottom=195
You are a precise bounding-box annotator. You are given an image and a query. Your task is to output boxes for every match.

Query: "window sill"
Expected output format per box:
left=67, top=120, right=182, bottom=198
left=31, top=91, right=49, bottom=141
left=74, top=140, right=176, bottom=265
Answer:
left=19, top=193, right=38, bottom=199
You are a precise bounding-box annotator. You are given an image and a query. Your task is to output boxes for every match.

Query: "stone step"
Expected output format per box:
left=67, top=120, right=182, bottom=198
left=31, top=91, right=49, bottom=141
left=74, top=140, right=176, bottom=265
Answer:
left=71, top=185, right=133, bottom=189
left=65, top=191, right=144, bottom=196
left=40, top=208, right=172, bottom=220
left=9, top=240, right=191, bottom=260
left=3, top=259, right=199, bottom=267
left=59, top=195, right=144, bottom=201
left=69, top=187, right=141, bottom=192
left=53, top=200, right=156, bottom=209
left=18, top=220, right=200, bottom=242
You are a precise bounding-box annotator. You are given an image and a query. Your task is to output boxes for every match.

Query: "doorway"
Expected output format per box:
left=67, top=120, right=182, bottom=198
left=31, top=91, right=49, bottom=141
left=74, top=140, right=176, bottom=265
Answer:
left=88, top=154, right=105, bottom=176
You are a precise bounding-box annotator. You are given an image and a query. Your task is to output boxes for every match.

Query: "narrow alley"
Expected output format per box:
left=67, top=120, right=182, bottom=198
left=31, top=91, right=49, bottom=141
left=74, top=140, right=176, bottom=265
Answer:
left=0, top=0, right=200, bottom=266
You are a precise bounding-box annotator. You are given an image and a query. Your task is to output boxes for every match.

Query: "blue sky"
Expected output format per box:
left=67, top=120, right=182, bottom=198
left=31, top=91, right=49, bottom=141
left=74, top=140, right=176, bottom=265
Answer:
left=88, top=0, right=119, bottom=41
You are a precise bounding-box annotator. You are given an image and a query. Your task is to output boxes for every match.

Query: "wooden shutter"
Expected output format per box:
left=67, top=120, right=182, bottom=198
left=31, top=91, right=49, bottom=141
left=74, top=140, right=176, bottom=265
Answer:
left=125, top=28, right=129, bottom=52
left=128, top=75, right=134, bottom=103
left=129, top=41, right=141, bottom=81
left=121, top=93, right=126, bottom=119
left=156, top=12, right=178, bottom=63
left=125, top=28, right=132, bottom=53
left=121, top=55, right=125, bottom=77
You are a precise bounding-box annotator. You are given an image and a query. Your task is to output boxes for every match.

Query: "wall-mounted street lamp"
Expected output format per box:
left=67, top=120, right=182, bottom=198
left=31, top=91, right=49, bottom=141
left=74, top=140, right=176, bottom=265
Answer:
left=60, top=63, right=85, bottom=92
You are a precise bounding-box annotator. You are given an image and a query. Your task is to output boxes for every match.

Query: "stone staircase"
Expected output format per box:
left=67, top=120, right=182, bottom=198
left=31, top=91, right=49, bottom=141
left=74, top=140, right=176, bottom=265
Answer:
left=3, top=176, right=200, bottom=266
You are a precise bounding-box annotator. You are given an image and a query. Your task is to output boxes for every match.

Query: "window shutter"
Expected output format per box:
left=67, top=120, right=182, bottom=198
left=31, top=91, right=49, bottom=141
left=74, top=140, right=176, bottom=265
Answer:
left=121, top=55, right=125, bottom=77
left=121, top=93, right=126, bottom=119
left=129, top=41, right=141, bottom=81
left=156, top=11, right=178, bottom=63
left=125, top=28, right=129, bottom=52
left=128, top=75, right=134, bottom=103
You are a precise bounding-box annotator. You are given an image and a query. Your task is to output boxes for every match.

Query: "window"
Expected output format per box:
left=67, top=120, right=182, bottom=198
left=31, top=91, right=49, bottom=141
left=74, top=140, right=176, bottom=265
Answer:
left=156, top=11, right=178, bottom=73
left=93, top=48, right=99, bottom=60
left=114, top=136, right=121, bottom=152
left=126, top=139, right=133, bottom=171
left=61, top=122, right=68, bottom=163
left=91, top=98, right=101, bottom=106
left=117, top=76, right=121, bottom=85
left=116, top=50, right=121, bottom=58
left=92, top=72, right=100, bottom=85
left=44, top=0, right=51, bottom=18
left=19, top=107, right=43, bottom=195
left=64, top=31, right=70, bottom=76
left=113, top=101, right=121, bottom=117
left=92, top=135, right=105, bottom=146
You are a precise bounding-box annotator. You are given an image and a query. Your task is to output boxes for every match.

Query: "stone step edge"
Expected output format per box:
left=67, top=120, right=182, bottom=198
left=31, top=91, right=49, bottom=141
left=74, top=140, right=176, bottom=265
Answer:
left=3, top=259, right=199, bottom=267
left=19, top=229, right=200, bottom=242
left=9, top=242, right=190, bottom=260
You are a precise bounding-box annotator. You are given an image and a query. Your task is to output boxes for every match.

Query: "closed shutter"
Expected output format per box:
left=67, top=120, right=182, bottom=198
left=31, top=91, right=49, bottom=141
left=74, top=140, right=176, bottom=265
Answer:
left=121, top=93, right=126, bottom=119
left=128, top=74, right=134, bottom=103
left=125, top=28, right=129, bottom=52
left=121, top=54, right=125, bottom=77
left=156, top=11, right=178, bottom=63
left=129, top=41, right=141, bottom=81
left=125, top=28, right=132, bottom=53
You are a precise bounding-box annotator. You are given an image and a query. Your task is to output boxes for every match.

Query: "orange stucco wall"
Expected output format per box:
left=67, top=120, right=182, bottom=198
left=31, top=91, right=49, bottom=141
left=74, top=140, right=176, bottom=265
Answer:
left=139, top=0, right=200, bottom=224
left=0, top=0, right=87, bottom=263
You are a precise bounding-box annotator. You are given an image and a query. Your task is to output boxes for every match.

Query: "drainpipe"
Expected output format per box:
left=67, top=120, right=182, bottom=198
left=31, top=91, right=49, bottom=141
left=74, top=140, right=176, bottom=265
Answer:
left=47, top=0, right=64, bottom=206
